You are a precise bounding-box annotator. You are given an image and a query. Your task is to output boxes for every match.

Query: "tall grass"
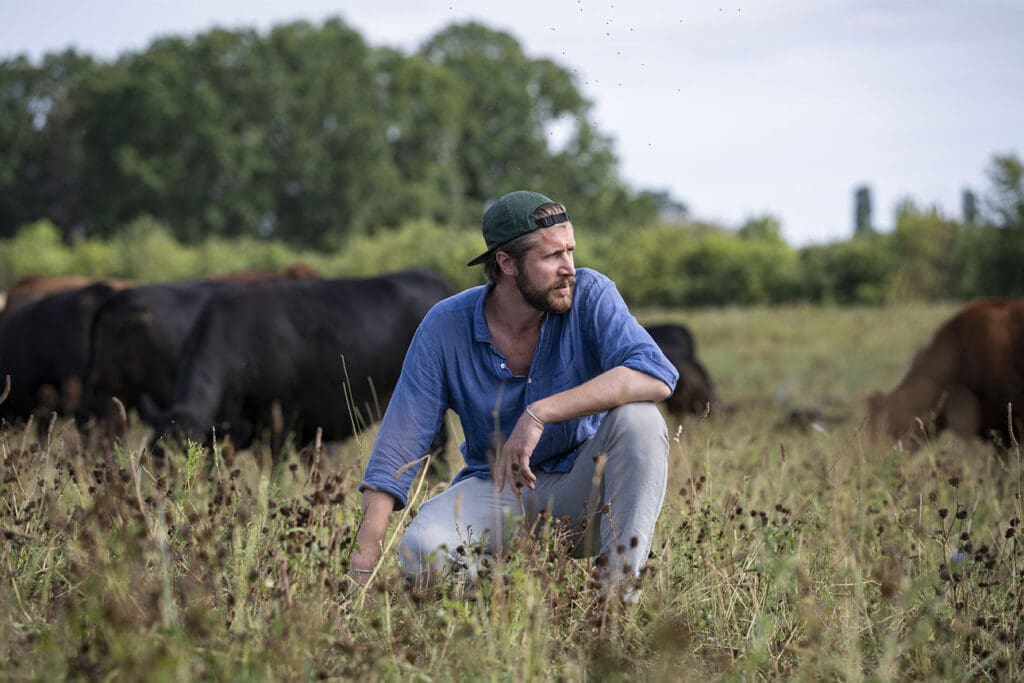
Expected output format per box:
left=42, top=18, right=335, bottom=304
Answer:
left=1, top=302, right=1021, bottom=680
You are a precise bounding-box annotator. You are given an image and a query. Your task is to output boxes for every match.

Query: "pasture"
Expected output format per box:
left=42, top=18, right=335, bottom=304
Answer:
left=2, top=301, right=1022, bottom=680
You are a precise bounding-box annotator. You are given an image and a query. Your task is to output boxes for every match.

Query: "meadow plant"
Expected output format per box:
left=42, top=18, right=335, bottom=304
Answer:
left=1, top=303, right=1022, bottom=679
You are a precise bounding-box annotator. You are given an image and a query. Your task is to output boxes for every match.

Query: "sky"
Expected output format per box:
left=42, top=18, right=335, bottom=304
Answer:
left=2, top=0, right=1022, bottom=245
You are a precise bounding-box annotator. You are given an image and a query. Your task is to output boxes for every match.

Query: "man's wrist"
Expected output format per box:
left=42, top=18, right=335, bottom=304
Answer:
left=525, top=405, right=545, bottom=428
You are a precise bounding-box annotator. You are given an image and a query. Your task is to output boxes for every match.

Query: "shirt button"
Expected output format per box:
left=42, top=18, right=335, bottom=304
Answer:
left=500, top=363, right=506, bottom=369
left=527, top=378, right=532, bottom=384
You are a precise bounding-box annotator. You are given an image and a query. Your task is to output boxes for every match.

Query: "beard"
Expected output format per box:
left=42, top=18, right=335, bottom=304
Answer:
left=516, top=270, right=576, bottom=314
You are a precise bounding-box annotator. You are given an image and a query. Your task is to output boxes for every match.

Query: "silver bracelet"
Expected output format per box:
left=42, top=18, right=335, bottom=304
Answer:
left=348, top=567, right=373, bottom=574
left=525, top=405, right=545, bottom=428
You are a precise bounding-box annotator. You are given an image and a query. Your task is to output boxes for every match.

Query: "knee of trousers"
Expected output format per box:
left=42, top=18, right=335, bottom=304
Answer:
left=397, top=517, right=453, bottom=580
left=603, top=402, right=669, bottom=461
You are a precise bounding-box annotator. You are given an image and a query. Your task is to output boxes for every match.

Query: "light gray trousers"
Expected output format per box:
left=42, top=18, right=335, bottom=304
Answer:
left=398, top=402, right=669, bottom=587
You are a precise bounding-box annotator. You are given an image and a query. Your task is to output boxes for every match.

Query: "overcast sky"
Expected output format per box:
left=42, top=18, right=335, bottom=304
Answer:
left=2, top=0, right=1022, bottom=245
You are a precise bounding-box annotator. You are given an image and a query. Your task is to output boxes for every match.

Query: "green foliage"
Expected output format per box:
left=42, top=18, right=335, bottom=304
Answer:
left=332, top=219, right=486, bottom=292
left=110, top=216, right=200, bottom=282
left=986, top=153, right=1024, bottom=229
left=596, top=223, right=801, bottom=307
left=800, top=235, right=897, bottom=304
left=974, top=154, right=1024, bottom=296
left=0, top=19, right=658, bottom=248
left=886, top=200, right=961, bottom=302
left=1, top=19, right=1020, bottom=305
left=0, top=219, right=74, bottom=282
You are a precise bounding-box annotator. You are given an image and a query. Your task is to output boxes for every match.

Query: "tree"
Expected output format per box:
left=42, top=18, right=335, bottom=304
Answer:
left=2, top=19, right=665, bottom=247
left=419, top=23, right=658, bottom=231
left=961, top=188, right=979, bottom=225
left=737, top=214, right=785, bottom=244
left=976, top=154, right=1024, bottom=295
left=887, top=199, right=960, bottom=301
left=986, top=154, right=1024, bottom=229
left=853, top=184, right=873, bottom=236
left=0, top=50, right=96, bottom=241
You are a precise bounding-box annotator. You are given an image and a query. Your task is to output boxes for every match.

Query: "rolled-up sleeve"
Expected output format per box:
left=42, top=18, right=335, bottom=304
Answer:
left=583, top=273, right=679, bottom=392
left=359, top=314, right=448, bottom=510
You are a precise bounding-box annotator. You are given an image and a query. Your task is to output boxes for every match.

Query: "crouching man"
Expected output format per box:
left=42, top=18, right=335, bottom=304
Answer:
left=350, top=191, right=678, bottom=598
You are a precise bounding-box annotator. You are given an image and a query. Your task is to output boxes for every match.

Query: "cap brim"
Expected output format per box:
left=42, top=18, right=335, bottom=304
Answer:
left=466, top=251, right=490, bottom=267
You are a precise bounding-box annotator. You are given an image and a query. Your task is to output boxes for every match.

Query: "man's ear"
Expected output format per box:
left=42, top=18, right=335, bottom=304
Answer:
left=496, top=250, right=517, bottom=277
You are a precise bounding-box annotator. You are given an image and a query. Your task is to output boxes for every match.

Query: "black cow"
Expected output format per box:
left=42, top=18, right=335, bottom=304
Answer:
left=644, top=323, right=716, bottom=417
left=84, top=279, right=242, bottom=430
left=151, top=270, right=454, bottom=459
left=85, top=266, right=321, bottom=432
left=0, top=283, right=118, bottom=427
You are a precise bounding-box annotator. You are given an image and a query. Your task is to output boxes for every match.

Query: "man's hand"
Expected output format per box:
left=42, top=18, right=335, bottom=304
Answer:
left=494, top=410, right=544, bottom=492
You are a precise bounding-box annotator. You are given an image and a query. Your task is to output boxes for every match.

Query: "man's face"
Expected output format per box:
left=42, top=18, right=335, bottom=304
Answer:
left=515, top=223, right=576, bottom=314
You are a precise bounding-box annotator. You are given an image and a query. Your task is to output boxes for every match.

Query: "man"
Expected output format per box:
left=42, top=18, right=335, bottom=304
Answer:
left=350, top=190, right=678, bottom=597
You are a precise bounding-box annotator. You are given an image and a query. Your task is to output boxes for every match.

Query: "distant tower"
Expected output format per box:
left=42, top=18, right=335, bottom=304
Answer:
left=961, top=188, right=979, bottom=225
left=853, top=185, right=873, bottom=236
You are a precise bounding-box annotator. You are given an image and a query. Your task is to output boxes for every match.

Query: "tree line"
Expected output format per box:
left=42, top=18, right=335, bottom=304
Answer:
left=1, top=18, right=1021, bottom=306
left=0, top=19, right=663, bottom=246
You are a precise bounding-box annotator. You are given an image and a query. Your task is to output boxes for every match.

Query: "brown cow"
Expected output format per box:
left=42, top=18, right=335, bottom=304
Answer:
left=866, top=297, right=1024, bottom=446
left=1, top=274, right=133, bottom=316
left=208, top=261, right=320, bottom=283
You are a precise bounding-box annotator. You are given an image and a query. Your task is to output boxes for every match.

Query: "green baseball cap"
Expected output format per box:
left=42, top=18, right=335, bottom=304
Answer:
left=466, top=190, right=570, bottom=266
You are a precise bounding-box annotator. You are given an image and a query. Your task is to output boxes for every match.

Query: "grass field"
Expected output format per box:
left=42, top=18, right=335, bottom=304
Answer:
left=2, top=301, right=1022, bottom=680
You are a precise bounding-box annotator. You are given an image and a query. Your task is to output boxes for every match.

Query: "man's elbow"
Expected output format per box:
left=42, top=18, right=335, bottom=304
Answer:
left=653, top=380, right=673, bottom=402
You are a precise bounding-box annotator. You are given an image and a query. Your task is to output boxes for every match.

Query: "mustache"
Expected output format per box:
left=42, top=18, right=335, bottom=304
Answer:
left=551, top=277, right=576, bottom=291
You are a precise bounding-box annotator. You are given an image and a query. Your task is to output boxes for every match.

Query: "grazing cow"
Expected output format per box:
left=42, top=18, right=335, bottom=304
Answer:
left=0, top=283, right=119, bottom=426
left=150, top=269, right=454, bottom=459
left=83, top=264, right=321, bottom=431
left=867, top=297, right=1024, bottom=445
left=1, top=274, right=132, bottom=317
left=644, top=323, right=717, bottom=417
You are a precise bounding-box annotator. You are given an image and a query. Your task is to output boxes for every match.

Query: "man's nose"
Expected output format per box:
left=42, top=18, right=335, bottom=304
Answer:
left=559, top=253, right=576, bottom=275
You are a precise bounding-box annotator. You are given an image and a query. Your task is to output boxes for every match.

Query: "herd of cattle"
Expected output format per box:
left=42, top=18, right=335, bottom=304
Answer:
left=0, top=268, right=716, bottom=460
left=0, top=268, right=1021, bottom=460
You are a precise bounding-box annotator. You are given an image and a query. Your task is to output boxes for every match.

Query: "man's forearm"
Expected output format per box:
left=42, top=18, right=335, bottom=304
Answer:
left=528, top=366, right=671, bottom=424
left=351, top=489, right=397, bottom=570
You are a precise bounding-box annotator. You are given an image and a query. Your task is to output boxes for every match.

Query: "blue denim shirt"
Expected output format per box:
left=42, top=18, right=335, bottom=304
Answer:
left=359, top=268, right=678, bottom=509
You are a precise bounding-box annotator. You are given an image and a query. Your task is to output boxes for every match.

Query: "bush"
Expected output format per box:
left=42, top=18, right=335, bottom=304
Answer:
left=111, top=216, right=199, bottom=282
left=332, top=219, right=486, bottom=291
left=597, top=223, right=802, bottom=307
left=0, top=219, right=75, bottom=283
left=799, top=236, right=897, bottom=305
